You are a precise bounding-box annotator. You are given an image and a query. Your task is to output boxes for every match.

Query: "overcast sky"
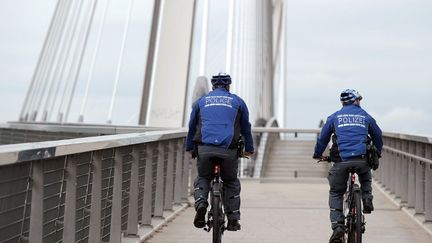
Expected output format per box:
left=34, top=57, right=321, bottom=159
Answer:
left=0, top=0, right=431, bottom=136
left=285, top=0, right=432, bottom=136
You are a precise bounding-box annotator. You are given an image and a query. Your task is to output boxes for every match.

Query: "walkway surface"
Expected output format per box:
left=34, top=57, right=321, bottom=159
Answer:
left=146, top=180, right=432, bottom=243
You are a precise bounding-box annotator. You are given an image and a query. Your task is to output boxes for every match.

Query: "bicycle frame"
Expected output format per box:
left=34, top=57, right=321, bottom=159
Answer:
left=204, top=162, right=226, bottom=243
left=344, top=170, right=365, bottom=243
left=344, top=172, right=357, bottom=227
left=317, top=157, right=365, bottom=243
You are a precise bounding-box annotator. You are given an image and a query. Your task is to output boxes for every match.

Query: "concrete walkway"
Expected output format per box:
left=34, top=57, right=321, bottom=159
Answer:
left=146, top=180, right=432, bottom=243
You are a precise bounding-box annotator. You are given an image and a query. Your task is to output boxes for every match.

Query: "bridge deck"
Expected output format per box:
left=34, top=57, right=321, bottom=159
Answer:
left=146, top=180, right=432, bottom=243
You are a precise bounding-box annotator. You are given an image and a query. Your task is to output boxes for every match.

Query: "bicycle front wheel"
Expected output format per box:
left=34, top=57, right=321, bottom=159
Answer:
left=348, top=189, right=362, bottom=243
left=212, top=195, right=223, bottom=243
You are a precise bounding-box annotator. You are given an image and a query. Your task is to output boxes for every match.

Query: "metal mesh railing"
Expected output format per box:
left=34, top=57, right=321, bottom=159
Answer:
left=0, top=163, right=32, bottom=242
left=374, top=133, right=432, bottom=225
left=75, top=152, right=93, bottom=243
left=0, top=129, right=189, bottom=243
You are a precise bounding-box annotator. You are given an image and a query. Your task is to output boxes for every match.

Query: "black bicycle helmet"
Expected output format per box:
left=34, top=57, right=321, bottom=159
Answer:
left=340, top=89, right=363, bottom=104
left=211, top=72, right=232, bottom=86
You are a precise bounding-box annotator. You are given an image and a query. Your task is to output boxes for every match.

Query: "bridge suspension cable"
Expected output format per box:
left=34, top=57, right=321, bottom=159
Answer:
left=107, top=0, right=135, bottom=124
left=24, top=0, right=66, bottom=121
left=23, top=0, right=73, bottom=121
left=78, top=0, right=111, bottom=123
left=198, top=0, right=209, bottom=76
left=225, top=0, right=234, bottom=73
left=39, top=0, right=75, bottom=121
left=64, top=0, right=99, bottom=122
left=55, top=0, right=89, bottom=122
left=19, top=0, right=63, bottom=121
left=40, top=0, right=82, bottom=122
left=37, top=0, right=81, bottom=122
left=36, top=0, right=80, bottom=122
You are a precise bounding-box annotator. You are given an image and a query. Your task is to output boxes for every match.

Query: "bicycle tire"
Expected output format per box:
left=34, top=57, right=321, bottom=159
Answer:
left=348, top=189, right=362, bottom=243
left=212, top=194, right=223, bottom=243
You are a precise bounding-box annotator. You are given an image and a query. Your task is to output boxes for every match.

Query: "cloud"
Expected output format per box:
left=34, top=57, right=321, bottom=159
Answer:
left=370, top=107, right=432, bottom=137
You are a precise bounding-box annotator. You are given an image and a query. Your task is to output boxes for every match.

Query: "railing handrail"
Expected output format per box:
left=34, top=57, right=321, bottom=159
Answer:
left=251, top=127, right=320, bottom=133
left=253, top=117, right=279, bottom=178
left=1, top=121, right=176, bottom=134
left=383, top=145, right=432, bottom=165
left=2, top=124, right=432, bottom=168
left=3, top=122, right=431, bottom=142
left=0, top=129, right=187, bottom=166
left=251, top=127, right=432, bottom=142
left=383, top=131, right=432, bottom=144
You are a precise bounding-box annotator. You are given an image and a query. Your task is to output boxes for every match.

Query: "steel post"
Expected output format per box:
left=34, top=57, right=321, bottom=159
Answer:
left=164, top=141, right=175, bottom=210
left=174, top=139, right=184, bottom=204
left=182, top=151, right=191, bottom=200
left=89, top=151, right=102, bottom=243
left=153, top=142, right=166, bottom=217
left=426, top=163, right=432, bottom=222
left=29, top=161, right=43, bottom=243
left=109, top=148, right=125, bottom=242
left=414, top=160, right=425, bottom=214
left=141, top=143, right=154, bottom=225
left=407, top=159, right=416, bottom=208
left=62, top=155, right=77, bottom=243
left=126, top=146, right=140, bottom=236
left=390, top=152, right=396, bottom=194
left=400, top=155, right=408, bottom=203
left=424, top=144, right=432, bottom=222
left=395, top=153, right=402, bottom=198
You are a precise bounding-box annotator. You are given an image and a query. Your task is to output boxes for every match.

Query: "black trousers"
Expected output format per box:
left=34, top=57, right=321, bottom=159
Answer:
left=328, top=160, right=372, bottom=229
left=193, top=145, right=241, bottom=220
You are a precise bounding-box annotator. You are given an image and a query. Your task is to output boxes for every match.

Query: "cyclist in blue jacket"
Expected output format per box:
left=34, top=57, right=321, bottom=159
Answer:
left=186, top=72, right=254, bottom=231
left=313, top=89, right=383, bottom=243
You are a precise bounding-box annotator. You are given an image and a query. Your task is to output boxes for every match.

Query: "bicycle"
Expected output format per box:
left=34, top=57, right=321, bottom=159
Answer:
left=202, top=152, right=249, bottom=243
left=203, top=160, right=225, bottom=243
left=318, top=156, right=365, bottom=243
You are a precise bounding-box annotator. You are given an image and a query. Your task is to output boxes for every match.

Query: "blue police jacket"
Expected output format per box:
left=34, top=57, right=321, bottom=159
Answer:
left=186, top=88, right=254, bottom=152
left=314, top=104, right=383, bottom=161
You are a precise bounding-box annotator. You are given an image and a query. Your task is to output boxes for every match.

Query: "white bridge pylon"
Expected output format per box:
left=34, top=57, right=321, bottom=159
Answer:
left=20, top=0, right=287, bottom=128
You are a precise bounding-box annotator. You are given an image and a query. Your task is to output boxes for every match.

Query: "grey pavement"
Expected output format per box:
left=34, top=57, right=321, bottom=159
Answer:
left=146, top=180, right=432, bottom=243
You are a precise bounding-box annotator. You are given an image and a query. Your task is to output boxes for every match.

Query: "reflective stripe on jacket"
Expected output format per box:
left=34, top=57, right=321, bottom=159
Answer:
left=314, top=104, right=383, bottom=161
left=186, top=88, right=254, bottom=152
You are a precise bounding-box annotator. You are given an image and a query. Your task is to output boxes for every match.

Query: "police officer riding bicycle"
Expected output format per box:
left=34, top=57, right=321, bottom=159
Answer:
left=313, top=89, right=383, bottom=243
left=185, top=72, right=254, bottom=232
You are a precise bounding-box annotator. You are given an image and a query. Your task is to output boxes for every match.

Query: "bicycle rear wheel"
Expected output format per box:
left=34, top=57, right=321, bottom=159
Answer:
left=212, top=194, right=223, bottom=243
left=348, top=189, right=362, bottom=243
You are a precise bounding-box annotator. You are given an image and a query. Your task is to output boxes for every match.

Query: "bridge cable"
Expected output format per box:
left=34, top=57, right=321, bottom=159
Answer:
left=231, top=0, right=240, bottom=93
left=225, top=0, right=234, bottom=74
left=107, top=0, right=135, bottom=124
left=245, top=0, right=252, bottom=107
left=56, top=0, right=90, bottom=122
left=19, top=0, right=63, bottom=121
left=198, top=0, right=209, bottom=76
left=64, top=0, right=99, bottom=123
left=37, top=0, right=77, bottom=121
left=78, top=0, right=111, bottom=123
left=24, top=0, right=70, bottom=121
left=31, top=0, right=79, bottom=122
left=39, top=0, right=83, bottom=122
left=239, top=0, right=246, bottom=98
left=46, top=0, right=85, bottom=122
left=32, top=0, right=76, bottom=122
left=23, top=0, right=67, bottom=121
